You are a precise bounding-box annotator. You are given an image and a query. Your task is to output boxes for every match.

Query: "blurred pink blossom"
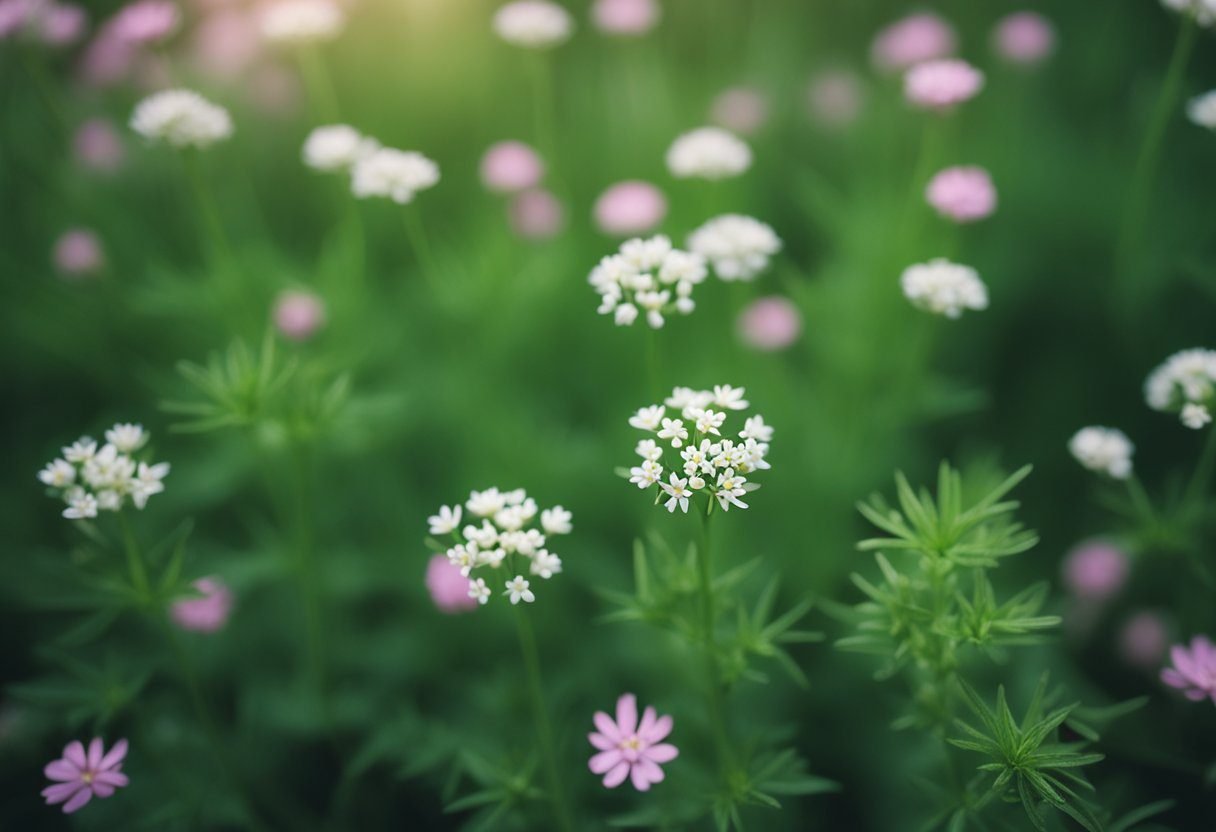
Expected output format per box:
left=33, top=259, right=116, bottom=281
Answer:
left=591, top=0, right=658, bottom=37
left=190, top=9, right=261, bottom=79
left=1119, top=611, right=1169, bottom=670
left=1161, top=635, right=1216, bottom=703
left=42, top=738, right=129, bottom=814
left=509, top=188, right=565, bottom=240
left=39, top=3, right=86, bottom=45
left=248, top=64, right=301, bottom=116
left=480, top=140, right=545, bottom=194
left=710, top=86, right=769, bottom=136
left=1060, top=540, right=1129, bottom=602
left=73, top=118, right=125, bottom=172
left=738, top=296, right=802, bottom=351
left=593, top=180, right=666, bottom=236
left=110, top=0, right=179, bottom=44
left=588, top=693, right=678, bottom=791
left=925, top=166, right=997, bottom=223
left=426, top=554, right=478, bottom=613
left=171, top=577, right=234, bottom=632
left=53, top=229, right=104, bottom=277
left=0, top=0, right=31, bottom=39
left=993, top=11, right=1056, bottom=65
left=808, top=69, right=864, bottom=128
left=904, top=59, right=984, bottom=112
left=79, top=30, right=137, bottom=86
left=871, top=12, right=956, bottom=72
left=274, top=290, right=326, bottom=341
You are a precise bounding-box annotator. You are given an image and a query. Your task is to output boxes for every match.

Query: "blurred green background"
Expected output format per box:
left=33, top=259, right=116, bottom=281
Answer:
left=3, top=0, right=1216, bottom=828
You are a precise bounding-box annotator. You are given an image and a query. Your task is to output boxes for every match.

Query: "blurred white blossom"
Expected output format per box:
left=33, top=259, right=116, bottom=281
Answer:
left=900, top=258, right=988, bottom=318
left=351, top=148, right=440, bottom=204
left=130, top=89, right=233, bottom=149
left=492, top=1, right=573, bottom=48
left=665, top=127, right=752, bottom=180
left=39, top=424, right=170, bottom=520
left=1145, top=348, right=1216, bottom=426
left=303, top=124, right=378, bottom=172
left=1069, top=427, right=1134, bottom=480
left=687, top=214, right=782, bottom=282
left=260, top=0, right=344, bottom=45
left=589, top=235, right=707, bottom=329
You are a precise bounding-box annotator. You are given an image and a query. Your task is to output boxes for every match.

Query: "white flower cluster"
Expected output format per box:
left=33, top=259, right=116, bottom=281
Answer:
left=900, top=258, right=988, bottom=319
left=1161, top=0, right=1216, bottom=27
left=260, top=0, right=345, bottom=45
left=1069, top=426, right=1134, bottom=480
left=492, top=0, right=573, bottom=48
left=428, top=488, right=572, bottom=606
left=1187, top=91, right=1216, bottom=130
left=351, top=148, right=440, bottom=204
left=130, top=89, right=233, bottom=149
left=665, top=127, right=753, bottom=180
left=687, top=214, right=782, bottom=282
left=589, top=235, right=708, bottom=328
left=1144, top=348, right=1216, bottom=429
left=625, top=385, right=772, bottom=513
left=302, top=124, right=379, bottom=173
left=38, top=424, right=170, bottom=520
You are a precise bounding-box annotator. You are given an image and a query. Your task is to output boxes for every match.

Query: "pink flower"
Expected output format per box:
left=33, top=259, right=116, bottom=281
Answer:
left=871, top=13, right=956, bottom=73
left=425, top=555, right=478, bottom=613
left=591, top=0, right=658, bottom=36
left=74, top=119, right=125, bottom=172
left=0, top=0, right=32, bottom=39
left=190, top=9, right=260, bottom=80
left=39, top=4, right=87, bottom=45
left=480, top=140, right=545, bottom=194
left=42, top=737, right=129, bottom=814
left=273, top=290, right=326, bottom=341
left=509, top=188, right=565, bottom=240
left=925, top=166, right=997, bottom=223
left=593, top=180, right=667, bottom=236
left=1119, top=611, right=1169, bottom=670
left=110, top=0, right=178, bottom=44
left=904, top=59, right=984, bottom=112
left=171, top=577, right=234, bottom=632
left=807, top=69, right=864, bottom=129
left=53, top=229, right=104, bottom=277
left=993, top=12, right=1055, bottom=65
left=738, top=296, right=802, bottom=351
left=1162, top=636, right=1216, bottom=702
left=588, top=693, right=678, bottom=791
left=710, top=86, right=769, bottom=136
left=78, top=31, right=137, bottom=87
left=1060, top=540, right=1129, bottom=602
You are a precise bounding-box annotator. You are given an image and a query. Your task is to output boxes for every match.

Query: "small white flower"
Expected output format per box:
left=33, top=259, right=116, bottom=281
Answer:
left=665, top=127, right=753, bottom=180
left=614, top=303, right=639, bottom=326
left=494, top=505, right=529, bottom=531
left=97, top=490, right=123, bottom=512
left=464, top=520, right=499, bottom=548
left=590, top=237, right=706, bottom=329
left=629, top=405, right=666, bottom=431
left=1182, top=403, right=1212, bottom=430
left=900, top=258, right=988, bottom=319
left=714, top=468, right=749, bottom=511
left=513, top=528, right=546, bottom=555
left=658, top=418, right=689, bottom=447
left=428, top=504, right=463, bottom=535
left=635, top=439, right=663, bottom=461
left=660, top=473, right=692, bottom=513
left=629, top=459, right=663, bottom=488
left=688, top=214, right=782, bottom=281
left=130, top=462, right=170, bottom=509
left=505, top=574, right=536, bottom=604
left=1069, top=426, right=1134, bottom=480
left=492, top=0, right=573, bottom=48
left=62, top=437, right=97, bottom=463
left=694, top=409, right=726, bottom=436
left=467, top=487, right=507, bottom=517
left=303, top=124, right=378, bottom=172
left=38, top=460, right=76, bottom=489
left=712, top=385, right=749, bottom=411
left=531, top=549, right=562, bottom=578
left=351, top=148, right=440, bottom=204
left=667, top=387, right=714, bottom=413
left=131, top=89, right=233, bottom=149
left=448, top=544, right=478, bottom=576
left=260, top=0, right=344, bottom=45
left=468, top=577, right=491, bottom=605
left=63, top=490, right=99, bottom=520
left=105, top=423, right=147, bottom=453
left=478, top=547, right=506, bottom=568
left=740, top=415, right=773, bottom=442
left=1187, top=90, right=1216, bottom=130
left=1144, top=348, right=1216, bottom=418
left=540, top=506, right=572, bottom=535
left=1161, top=0, right=1216, bottom=28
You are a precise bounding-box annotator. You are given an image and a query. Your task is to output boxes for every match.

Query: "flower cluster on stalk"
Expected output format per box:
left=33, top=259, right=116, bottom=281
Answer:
left=130, top=89, right=232, bottom=149
left=687, top=214, right=782, bottom=282
left=1069, top=426, right=1134, bottom=480
left=427, top=488, right=571, bottom=607
left=625, top=385, right=771, bottom=513
left=38, top=424, right=170, bottom=520
left=1144, top=348, right=1216, bottom=429
left=589, top=235, right=708, bottom=328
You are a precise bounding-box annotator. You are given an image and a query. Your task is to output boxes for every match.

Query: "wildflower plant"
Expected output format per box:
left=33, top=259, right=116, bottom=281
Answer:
left=38, top=423, right=169, bottom=520
left=590, top=235, right=708, bottom=328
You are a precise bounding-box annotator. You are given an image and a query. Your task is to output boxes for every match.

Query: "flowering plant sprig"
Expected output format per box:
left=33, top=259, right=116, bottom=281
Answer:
left=427, top=487, right=571, bottom=606
left=1144, top=347, right=1216, bottom=429
left=589, top=235, right=708, bottom=328
left=38, top=423, right=169, bottom=520
left=621, top=385, right=771, bottom=512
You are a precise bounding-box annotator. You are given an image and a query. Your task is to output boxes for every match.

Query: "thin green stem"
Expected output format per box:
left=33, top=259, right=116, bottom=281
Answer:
left=290, top=444, right=330, bottom=721
left=1115, top=17, right=1197, bottom=306
left=1184, top=425, right=1216, bottom=507
left=697, top=505, right=734, bottom=775
left=513, top=606, right=575, bottom=832
left=182, top=151, right=234, bottom=268
left=1126, top=475, right=1157, bottom=525
left=402, top=206, right=441, bottom=290
left=297, top=47, right=341, bottom=123
left=528, top=53, right=559, bottom=184
left=645, top=327, right=661, bottom=400
left=117, top=511, right=151, bottom=602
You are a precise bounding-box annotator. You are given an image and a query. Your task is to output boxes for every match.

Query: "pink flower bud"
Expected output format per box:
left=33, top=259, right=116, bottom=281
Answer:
left=509, top=188, right=565, bottom=240
left=904, top=59, right=984, bottom=112
left=1119, top=611, right=1170, bottom=671
left=710, top=86, right=769, bottom=136
left=925, top=166, right=997, bottom=223
left=871, top=13, right=956, bottom=73
left=593, top=180, right=667, bottom=236
left=993, top=12, right=1056, bottom=65
left=171, top=577, right=234, bottom=633
left=807, top=70, right=864, bottom=129
left=53, top=229, right=104, bottom=277
left=73, top=119, right=125, bottom=172
left=1061, top=540, right=1129, bottom=602
left=591, top=0, right=658, bottom=37
left=480, top=140, right=545, bottom=193
left=426, top=555, right=478, bottom=613
left=737, top=296, right=802, bottom=351
left=274, top=291, right=326, bottom=341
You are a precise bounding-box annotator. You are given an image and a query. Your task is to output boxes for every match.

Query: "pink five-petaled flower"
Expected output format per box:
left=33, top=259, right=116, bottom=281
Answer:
left=588, top=693, right=678, bottom=791
left=43, top=737, right=129, bottom=813
left=1161, top=635, right=1216, bottom=703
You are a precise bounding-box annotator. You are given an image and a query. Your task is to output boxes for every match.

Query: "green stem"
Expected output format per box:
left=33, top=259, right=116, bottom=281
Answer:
left=290, top=444, right=330, bottom=721
left=697, top=505, right=734, bottom=776
left=513, top=606, right=575, bottom=832
left=117, top=511, right=151, bottom=602
left=528, top=53, right=559, bottom=182
left=182, top=151, right=234, bottom=267
left=1183, top=425, right=1216, bottom=507
left=297, top=47, right=341, bottom=122
left=1115, top=17, right=1197, bottom=305
left=645, top=327, right=661, bottom=400
left=1126, top=475, right=1157, bottom=525
left=402, top=206, right=441, bottom=290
